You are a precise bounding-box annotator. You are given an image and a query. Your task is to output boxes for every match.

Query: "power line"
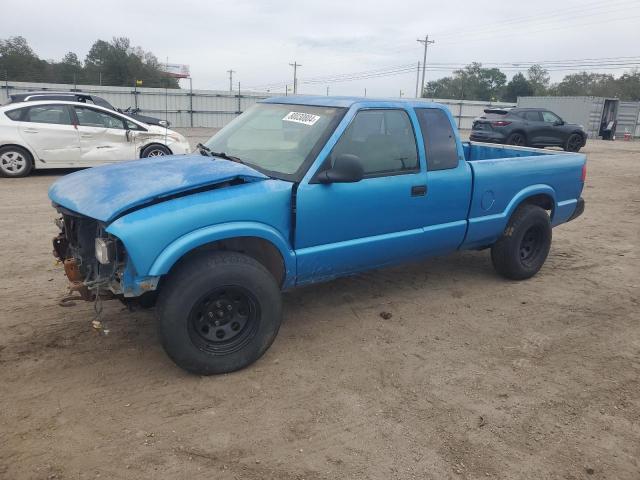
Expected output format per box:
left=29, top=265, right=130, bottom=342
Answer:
left=246, top=55, right=640, bottom=92
left=434, top=0, right=637, bottom=40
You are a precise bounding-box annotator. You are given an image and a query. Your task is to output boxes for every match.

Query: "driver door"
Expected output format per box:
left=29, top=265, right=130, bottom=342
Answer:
left=73, top=106, right=137, bottom=165
left=294, top=108, right=429, bottom=284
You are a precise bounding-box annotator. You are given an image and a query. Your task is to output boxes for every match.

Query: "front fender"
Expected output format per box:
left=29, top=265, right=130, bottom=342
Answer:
left=147, top=221, right=297, bottom=288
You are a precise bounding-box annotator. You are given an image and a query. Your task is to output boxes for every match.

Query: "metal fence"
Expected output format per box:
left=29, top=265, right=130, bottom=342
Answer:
left=1, top=80, right=515, bottom=129
left=0, top=81, right=271, bottom=128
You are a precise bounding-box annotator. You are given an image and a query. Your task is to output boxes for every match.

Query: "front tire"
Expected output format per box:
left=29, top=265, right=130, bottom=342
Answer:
left=141, top=144, right=171, bottom=158
left=0, top=146, right=33, bottom=178
left=491, top=204, right=552, bottom=280
left=157, top=251, right=282, bottom=375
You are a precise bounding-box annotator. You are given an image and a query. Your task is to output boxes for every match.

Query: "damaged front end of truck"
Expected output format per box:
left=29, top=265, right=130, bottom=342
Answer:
left=52, top=206, right=159, bottom=310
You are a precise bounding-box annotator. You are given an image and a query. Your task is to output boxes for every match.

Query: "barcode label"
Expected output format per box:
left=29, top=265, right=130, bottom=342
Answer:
left=282, top=111, right=321, bottom=126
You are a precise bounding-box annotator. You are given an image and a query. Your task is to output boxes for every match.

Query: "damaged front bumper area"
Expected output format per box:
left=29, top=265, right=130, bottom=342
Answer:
left=52, top=206, right=159, bottom=301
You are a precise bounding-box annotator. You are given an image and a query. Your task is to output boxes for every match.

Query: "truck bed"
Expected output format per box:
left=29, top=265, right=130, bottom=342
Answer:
left=460, top=142, right=586, bottom=249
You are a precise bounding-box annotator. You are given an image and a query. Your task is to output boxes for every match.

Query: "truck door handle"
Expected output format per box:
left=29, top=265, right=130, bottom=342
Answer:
left=411, top=185, right=427, bottom=197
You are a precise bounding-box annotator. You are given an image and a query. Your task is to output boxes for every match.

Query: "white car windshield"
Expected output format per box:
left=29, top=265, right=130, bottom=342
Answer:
left=204, top=103, right=344, bottom=179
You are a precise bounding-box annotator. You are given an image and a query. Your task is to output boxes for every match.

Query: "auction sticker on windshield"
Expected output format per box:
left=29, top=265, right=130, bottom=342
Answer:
left=282, top=111, right=321, bottom=126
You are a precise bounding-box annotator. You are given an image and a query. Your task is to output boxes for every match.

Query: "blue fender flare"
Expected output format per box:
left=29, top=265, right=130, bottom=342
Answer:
left=147, top=221, right=296, bottom=288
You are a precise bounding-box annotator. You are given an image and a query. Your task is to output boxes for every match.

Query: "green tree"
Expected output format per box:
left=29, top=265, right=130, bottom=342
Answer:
left=84, top=37, right=178, bottom=88
left=614, top=70, right=640, bottom=100
left=0, top=36, right=47, bottom=81
left=526, top=64, right=550, bottom=95
left=424, top=63, right=506, bottom=101
left=0, top=35, right=178, bottom=88
left=551, top=72, right=618, bottom=97
left=503, top=72, right=534, bottom=102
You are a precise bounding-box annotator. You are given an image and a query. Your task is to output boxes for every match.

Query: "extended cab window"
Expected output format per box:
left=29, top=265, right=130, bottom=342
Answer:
left=415, top=108, right=458, bottom=171
left=331, top=109, right=418, bottom=176
left=74, top=106, right=125, bottom=129
left=24, top=105, right=72, bottom=125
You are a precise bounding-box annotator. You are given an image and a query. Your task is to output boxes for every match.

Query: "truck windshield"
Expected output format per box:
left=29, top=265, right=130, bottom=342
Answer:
left=203, top=103, right=345, bottom=180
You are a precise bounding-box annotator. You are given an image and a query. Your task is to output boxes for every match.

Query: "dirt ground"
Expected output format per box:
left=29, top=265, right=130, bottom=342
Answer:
left=1, top=138, right=639, bottom=480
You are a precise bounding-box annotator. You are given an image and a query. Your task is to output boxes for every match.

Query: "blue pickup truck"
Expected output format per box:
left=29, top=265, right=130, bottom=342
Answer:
left=49, top=96, right=586, bottom=374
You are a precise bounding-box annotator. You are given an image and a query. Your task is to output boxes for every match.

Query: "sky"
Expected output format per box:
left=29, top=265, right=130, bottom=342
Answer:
left=7, top=0, right=640, bottom=97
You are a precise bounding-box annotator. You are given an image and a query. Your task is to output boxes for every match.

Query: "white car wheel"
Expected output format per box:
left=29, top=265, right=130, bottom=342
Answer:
left=0, top=147, right=32, bottom=178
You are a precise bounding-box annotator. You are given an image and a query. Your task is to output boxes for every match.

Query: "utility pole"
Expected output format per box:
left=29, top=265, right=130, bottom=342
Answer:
left=364, top=88, right=367, bottom=97
left=417, top=35, right=435, bottom=98
left=326, top=86, right=329, bottom=96
left=415, top=61, right=421, bottom=98
left=227, top=69, right=235, bottom=93
left=289, top=61, right=301, bottom=94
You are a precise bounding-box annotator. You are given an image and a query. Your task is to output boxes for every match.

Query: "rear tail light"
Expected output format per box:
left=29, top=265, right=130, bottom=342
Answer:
left=491, top=121, right=512, bottom=127
left=581, top=163, right=587, bottom=182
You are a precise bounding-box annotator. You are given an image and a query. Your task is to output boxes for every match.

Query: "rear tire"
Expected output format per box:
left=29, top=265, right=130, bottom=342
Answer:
left=564, top=133, right=583, bottom=152
left=0, top=146, right=33, bottom=178
left=506, top=132, right=527, bottom=147
left=157, top=251, right=282, bottom=375
left=491, top=204, right=552, bottom=280
left=141, top=144, right=171, bottom=158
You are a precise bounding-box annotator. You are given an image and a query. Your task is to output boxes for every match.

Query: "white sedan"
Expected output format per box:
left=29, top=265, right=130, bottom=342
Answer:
left=0, top=100, right=191, bottom=177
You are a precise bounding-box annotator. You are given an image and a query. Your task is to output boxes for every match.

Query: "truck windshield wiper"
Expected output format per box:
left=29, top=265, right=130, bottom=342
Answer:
left=209, top=150, right=246, bottom=165
left=196, top=143, right=214, bottom=157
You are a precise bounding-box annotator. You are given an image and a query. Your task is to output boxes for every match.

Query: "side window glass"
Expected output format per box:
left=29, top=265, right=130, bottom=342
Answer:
left=24, top=105, right=72, bottom=125
left=524, top=111, right=541, bottom=121
left=4, top=108, right=26, bottom=121
left=331, top=109, right=418, bottom=176
left=75, top=107, right=125, bottom=129
left=415, top=108, right=459, bottom=171
left=125, top=119, right=142, bottom=130
left=541, top=111, right=561, bottom=123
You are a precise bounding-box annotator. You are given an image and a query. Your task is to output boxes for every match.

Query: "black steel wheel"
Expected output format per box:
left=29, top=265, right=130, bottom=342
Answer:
left=506, top=132, right=526, bottom=146
left=564, top=133, right=583, bottom=152
left=491, top=204, right=552, bottom=280
left=157, top=251, right=282, bottom=375
left=187, top=286, right=260, bottom=355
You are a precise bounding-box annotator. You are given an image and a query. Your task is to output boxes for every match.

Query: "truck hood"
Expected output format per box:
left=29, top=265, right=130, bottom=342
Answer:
left=49, top=154, right=269, bottom=223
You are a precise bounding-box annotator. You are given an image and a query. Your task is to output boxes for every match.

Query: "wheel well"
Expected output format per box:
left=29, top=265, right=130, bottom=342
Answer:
left=168, top=236, right=286, bottom=286
left=140, top=143, right=173, bottom=158
left=518, top=194, right=554, bottom=214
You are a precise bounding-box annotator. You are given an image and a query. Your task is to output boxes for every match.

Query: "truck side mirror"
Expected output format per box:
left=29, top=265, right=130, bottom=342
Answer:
left=318, top=154, right=364, bottom=184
